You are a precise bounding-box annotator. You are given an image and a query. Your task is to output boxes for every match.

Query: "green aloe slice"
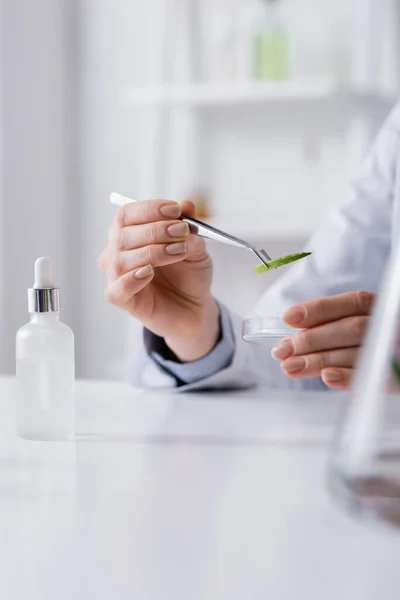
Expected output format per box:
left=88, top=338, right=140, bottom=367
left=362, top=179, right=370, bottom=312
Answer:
left=255, top=252, right=312, bottom=274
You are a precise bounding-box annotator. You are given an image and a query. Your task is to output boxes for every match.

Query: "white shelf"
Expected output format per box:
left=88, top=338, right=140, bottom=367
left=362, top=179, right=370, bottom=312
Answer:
left=123, top=79, right=395, bottom=109
left=124, top=78, right=340, bottom=108
left=206, top=216, right=313, bottom=242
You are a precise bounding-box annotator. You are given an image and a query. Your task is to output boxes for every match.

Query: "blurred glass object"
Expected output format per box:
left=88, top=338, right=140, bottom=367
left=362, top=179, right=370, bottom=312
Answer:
left=242, top=316, right=298, bottom=344
left=202, top=0, right=239, bottom=81
left=328, top=237, right=400, bottom=530
left=253, top=0, right=291, bottom=81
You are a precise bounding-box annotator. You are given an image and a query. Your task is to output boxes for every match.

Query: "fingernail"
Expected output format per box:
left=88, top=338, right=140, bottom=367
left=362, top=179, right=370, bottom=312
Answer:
left=271, top=339, right=294, bottom=360
left=166, top=242, right=187, bottom=255
left=282, top=357, right=306, bottom=374
left=135, top=265, right=153, bottom=279
left=324, top=369, right=343, bottom=382
left=160, top=204, right=181, bottom=218
left=167, top=222, right=189, bottom=238
left=284, top=306, right=305, bottom=325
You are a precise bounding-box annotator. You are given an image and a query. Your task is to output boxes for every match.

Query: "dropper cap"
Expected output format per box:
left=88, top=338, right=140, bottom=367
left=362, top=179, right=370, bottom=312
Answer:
left=28, top=257, right=61, bottom=313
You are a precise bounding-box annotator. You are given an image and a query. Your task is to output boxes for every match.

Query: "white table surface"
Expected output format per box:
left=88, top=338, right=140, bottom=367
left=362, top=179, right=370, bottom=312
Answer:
left=1, top=376, right=399, bottom=600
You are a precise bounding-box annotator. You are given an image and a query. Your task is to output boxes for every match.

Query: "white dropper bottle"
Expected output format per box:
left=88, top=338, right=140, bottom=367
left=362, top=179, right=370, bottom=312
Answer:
left=16, top=257, right=75, bottom=440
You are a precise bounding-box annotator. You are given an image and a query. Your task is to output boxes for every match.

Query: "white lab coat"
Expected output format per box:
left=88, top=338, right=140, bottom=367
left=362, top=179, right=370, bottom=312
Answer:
left=132, top=102, right=400, bottom=391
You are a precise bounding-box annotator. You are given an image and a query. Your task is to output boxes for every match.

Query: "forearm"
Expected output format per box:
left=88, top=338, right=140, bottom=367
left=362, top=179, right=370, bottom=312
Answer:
left=164, top=296, right=221, bottom=362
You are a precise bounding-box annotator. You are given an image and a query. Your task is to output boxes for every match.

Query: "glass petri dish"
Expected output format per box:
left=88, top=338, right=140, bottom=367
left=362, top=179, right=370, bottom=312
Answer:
left=242, top=316, right=299, bottom=344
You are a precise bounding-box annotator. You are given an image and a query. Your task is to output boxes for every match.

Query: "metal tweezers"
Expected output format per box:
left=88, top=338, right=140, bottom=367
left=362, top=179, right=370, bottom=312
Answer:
left=182, top=215, right=272, bottom=268
left=110, top=193, right=272, bottom=268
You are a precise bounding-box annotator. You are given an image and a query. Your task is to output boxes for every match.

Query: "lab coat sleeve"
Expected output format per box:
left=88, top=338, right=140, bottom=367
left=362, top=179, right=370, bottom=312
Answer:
left=130, top=103, right=400, bottom=392
left=142, top=302, right=236, bottom=385
left=128, top=303, right=234, bottom=390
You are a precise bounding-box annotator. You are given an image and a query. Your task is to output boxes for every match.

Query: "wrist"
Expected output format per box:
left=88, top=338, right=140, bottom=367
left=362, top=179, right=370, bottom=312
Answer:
left=165, top=298, right=221, bottom=362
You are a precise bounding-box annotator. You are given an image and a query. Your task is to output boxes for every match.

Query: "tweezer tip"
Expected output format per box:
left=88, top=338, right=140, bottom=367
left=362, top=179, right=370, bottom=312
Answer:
left=259, top=249, right=272, bottom=263
left=251, top=248, right=271, bottom=268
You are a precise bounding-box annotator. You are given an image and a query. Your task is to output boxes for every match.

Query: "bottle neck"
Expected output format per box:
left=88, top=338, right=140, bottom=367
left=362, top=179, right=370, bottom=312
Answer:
left=30, top=313, right=60, bottom=324
left=261, top=0, right=282, bottom=24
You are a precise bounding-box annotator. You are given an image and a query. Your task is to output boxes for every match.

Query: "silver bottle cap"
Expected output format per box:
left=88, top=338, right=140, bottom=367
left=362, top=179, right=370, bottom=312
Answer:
left=28, top=288, right=61, bottom=313
left=27, top=257, right=61, bottom=313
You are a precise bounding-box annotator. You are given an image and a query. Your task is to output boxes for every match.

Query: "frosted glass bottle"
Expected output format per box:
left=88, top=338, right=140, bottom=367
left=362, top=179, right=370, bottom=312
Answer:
left=16, top=257, right=75, bottom=440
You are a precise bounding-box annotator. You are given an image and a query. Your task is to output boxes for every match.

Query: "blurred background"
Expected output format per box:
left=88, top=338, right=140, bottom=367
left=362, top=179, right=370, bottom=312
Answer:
left=0, top=0, right=399, bottom=380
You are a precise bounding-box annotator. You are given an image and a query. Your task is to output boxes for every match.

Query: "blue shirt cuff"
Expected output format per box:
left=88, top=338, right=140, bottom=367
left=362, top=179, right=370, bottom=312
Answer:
left=143, top=303, right=235, bottom=384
